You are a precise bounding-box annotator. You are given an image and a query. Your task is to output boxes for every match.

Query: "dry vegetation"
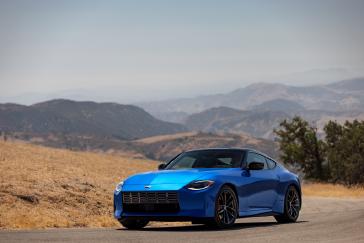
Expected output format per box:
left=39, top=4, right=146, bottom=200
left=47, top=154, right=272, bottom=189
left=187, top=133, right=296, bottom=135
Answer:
left=0, top=140, right=157, bottom=229
left=302, top=182, right=364, bottom=198
left=135, top=132, right=198, bottom=144
left=0, top=141, right=363, bottom=229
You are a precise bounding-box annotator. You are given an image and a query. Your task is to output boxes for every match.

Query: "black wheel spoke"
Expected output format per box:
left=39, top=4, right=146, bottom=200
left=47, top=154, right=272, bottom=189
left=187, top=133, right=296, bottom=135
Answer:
left=287, top=188, right=300, bottom=219
left=227, top=210, right=235, bottom=218
left=216, top=188, right=237, bottom=225
left=226, top=206, right=235, bottom=212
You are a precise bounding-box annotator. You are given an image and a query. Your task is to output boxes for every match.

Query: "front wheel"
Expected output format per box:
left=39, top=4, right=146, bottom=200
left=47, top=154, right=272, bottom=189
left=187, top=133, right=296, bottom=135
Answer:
left=210, top=185, right=238, bottom=228
left=275, top=185, right=301, bottom=223
left=119, top=217, right=149, bottom=230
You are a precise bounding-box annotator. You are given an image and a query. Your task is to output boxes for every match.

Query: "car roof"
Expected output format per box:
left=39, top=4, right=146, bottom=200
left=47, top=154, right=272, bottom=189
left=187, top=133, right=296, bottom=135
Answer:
left=184, top=148, right=276, bottom=161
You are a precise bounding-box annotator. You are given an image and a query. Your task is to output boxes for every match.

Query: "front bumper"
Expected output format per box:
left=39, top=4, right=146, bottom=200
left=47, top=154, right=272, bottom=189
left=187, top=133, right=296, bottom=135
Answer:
left=114, top=184, right=218, bottom=219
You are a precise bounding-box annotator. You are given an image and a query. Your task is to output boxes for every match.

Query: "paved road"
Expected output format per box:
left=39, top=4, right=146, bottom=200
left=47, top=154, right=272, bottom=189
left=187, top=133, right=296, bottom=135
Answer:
left=1, top=197, right=364, bottom=243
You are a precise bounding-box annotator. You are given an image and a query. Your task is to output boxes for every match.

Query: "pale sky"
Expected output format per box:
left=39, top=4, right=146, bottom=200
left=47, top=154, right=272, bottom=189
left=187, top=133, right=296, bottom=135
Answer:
left=0, top=0, right=364, bottom=103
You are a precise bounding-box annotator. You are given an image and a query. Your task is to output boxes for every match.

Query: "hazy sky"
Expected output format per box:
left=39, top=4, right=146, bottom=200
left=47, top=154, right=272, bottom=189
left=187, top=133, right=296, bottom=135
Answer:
left=1, top=0, right=364, bottom=103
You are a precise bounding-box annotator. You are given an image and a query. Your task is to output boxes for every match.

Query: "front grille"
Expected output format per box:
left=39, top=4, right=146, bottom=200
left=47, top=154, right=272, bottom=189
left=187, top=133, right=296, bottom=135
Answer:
left=122, top=191, right=178, bottom=204
left=122, top=191, right=179, bottom=213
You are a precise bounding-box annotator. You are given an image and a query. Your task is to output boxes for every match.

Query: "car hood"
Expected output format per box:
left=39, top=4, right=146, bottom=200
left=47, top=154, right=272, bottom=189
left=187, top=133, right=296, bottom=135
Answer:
left=124, top=168, right=222, bottom=186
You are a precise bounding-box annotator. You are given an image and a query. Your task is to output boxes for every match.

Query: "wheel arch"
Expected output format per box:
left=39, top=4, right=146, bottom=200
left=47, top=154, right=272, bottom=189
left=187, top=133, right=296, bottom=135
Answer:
left=220, top=183, right=239, bottom=207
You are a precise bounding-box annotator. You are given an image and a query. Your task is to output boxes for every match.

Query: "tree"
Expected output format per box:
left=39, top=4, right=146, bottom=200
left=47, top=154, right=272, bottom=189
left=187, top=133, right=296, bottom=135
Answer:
left=274, top=116, right=326, bottom=180
left=325, top=120, right=364, bottom=185
left=276, top=117, right=364, bottom=184
left=324, top=120, right=344, bottom=182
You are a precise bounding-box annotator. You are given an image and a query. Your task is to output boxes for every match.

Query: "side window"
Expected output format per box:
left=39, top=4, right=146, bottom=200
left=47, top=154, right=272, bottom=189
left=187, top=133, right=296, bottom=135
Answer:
left=173, top=156, right=196, bottom=169
left=246, top=152, right=268, bottom=170
left=266, top=158, right=277, bottom=169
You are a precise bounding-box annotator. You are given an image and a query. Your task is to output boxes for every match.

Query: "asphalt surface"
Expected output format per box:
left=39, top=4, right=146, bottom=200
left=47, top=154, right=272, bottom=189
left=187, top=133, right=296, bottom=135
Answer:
left=1, top=197, right=364, bottom=243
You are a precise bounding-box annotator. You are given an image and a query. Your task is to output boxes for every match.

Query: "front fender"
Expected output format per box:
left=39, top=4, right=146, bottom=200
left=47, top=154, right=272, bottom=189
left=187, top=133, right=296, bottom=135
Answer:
left=272, top=172, right=301, bottom=214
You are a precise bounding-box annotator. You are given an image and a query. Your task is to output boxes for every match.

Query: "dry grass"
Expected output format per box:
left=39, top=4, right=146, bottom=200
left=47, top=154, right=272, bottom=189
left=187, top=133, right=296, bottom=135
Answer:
left=135, top=132, right=198, bottom=144
left=1, top=141, right=363, bottom=229
left=302, top=182, right=364, bottom=199
left=0, top=141, right=157, bottom=229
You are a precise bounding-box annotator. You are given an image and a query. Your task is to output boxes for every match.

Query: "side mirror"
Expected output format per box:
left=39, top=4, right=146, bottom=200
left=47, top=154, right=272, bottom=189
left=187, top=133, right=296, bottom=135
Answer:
left=158, top=163, right=166, bottom=170
left=248, top=161, right=265, bottom=170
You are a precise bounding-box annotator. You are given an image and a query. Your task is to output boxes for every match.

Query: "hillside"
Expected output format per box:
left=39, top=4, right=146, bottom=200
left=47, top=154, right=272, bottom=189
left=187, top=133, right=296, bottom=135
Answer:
left=184, top=107, right=290, bottom=139
left=1, top=141, right=363, bottom=230
left=138, top=78, right=364, bottom=123
left=183, top=106, right=364, bottom=139
left=6, top=130, right=278, bottom=162
left=135, top=132, right=279, bottom=161
left=251, top=99, right=305, bottom=112
left=0, top=99, right=186, bottom=140
left=0, top=141, right=157, bottom=229
left=0, top=139, right=273, bottom=229
left=326, top=77, right=364, bottom=92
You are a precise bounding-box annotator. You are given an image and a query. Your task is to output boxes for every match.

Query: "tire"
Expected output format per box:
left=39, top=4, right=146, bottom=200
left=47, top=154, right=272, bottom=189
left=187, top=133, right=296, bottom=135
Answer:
left=275, top=185, right=301, bottom=223
left=210, top=185, right=238, bottom=228
left=119, top=217, right=149, bottom=230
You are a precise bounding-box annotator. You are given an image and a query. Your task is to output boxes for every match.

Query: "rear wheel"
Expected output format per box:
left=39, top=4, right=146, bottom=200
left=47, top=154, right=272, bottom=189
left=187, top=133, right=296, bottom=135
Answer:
left=275, top=185, right=301, bottom=223
left=210, top=185, right=238, bottom=228
left=119, top=217, right=149, bottom=230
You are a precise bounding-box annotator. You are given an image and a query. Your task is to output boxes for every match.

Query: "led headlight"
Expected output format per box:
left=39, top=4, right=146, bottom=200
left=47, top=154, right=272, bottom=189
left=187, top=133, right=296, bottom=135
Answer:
left=115, top=181, right=124, bottom=193
left=186, top=180, right=214, bottom=190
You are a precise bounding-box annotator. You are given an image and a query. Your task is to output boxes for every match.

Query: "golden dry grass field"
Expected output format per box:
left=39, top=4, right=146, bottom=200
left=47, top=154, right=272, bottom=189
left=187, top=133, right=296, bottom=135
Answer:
left=302, top=182, right=364, bottom=198
left=0, top=141, right=363, bottom=229
left=0, top=140, right=157, bottom=229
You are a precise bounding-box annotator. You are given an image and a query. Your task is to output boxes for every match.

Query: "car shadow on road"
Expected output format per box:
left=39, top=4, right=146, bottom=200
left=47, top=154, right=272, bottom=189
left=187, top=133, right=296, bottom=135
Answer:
left=117, top=220, right=308, bottom=232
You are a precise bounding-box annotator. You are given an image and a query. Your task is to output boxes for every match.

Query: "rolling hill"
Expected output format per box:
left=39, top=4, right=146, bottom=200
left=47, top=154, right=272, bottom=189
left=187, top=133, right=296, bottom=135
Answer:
left=138, top=78, right=364, bottom=123
left=251, top=99, right=305, bottom=112
left=183, top=106, right=364, bottom=139
left=1, top=130, right=278, bottom=162
left=134, top=131, right=279, bottom=161
left=0, top=99, right=279, bottom=157
left=184, top=107, right=290, bottom=139
left=0, top=99, right=186, bottom=140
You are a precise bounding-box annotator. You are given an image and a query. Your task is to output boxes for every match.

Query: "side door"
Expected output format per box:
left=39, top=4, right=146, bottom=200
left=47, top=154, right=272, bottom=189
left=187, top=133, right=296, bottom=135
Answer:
left=244, top=152, right=279, bottom=210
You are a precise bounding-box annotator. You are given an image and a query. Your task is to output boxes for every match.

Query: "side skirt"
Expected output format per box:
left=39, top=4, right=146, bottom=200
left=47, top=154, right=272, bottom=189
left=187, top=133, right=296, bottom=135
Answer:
left=239, top=209, right=280, bottom=218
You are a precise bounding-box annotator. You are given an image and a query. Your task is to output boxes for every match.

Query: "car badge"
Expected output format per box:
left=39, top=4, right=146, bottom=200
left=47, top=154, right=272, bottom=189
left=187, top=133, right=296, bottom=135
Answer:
left=144, top=185, right=151, bottom=189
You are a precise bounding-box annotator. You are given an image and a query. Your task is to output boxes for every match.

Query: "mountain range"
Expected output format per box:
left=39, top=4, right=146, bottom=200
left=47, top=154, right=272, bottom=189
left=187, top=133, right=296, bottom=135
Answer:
left=0, top=99, right=186, bottom=140
left=0, top=77, right=363, bottom=156
left=133, top=78, right=364, bottom=139
left=138, top=77, right=364, bottom=123
left=0, top=100, right=278, bottom=160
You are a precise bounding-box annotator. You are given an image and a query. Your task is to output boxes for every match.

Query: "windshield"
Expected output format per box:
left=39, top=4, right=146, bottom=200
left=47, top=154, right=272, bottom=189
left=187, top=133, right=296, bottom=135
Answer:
left=165, top=150, right=245, bottom=170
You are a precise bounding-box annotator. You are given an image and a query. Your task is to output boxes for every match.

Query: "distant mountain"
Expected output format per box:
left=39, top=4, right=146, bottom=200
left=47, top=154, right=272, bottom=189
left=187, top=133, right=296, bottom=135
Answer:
left=183, top=105, right=364, bottom=140
left=184, top=107, right=291, bottom=139
left=251, top=99, right=305, bottom=112
left=0, top=99, right=186, bottom=140
left=138, top=77, right=364, bottom=122
left=326, top=77, right=364, bottom=92
left=148, top=111, right=190, bottom=124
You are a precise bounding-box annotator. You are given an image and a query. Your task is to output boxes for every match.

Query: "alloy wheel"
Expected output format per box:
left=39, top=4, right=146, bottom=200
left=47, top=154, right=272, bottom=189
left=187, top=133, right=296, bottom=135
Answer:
left=216, top=187, right=238, bottom=225
left=286, top=187, right=300, bottom=220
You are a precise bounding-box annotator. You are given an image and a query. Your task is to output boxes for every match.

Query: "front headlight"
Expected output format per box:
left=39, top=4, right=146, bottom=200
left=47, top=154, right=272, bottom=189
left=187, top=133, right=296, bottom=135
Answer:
left=186, top=180, right=214, bottom=190
left=115, top=181, right=124, bottom=193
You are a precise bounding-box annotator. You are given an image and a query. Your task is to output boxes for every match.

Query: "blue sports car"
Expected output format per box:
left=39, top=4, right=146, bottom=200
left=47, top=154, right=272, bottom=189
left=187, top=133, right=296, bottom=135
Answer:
left=114, top=148, right=301, bottom=229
